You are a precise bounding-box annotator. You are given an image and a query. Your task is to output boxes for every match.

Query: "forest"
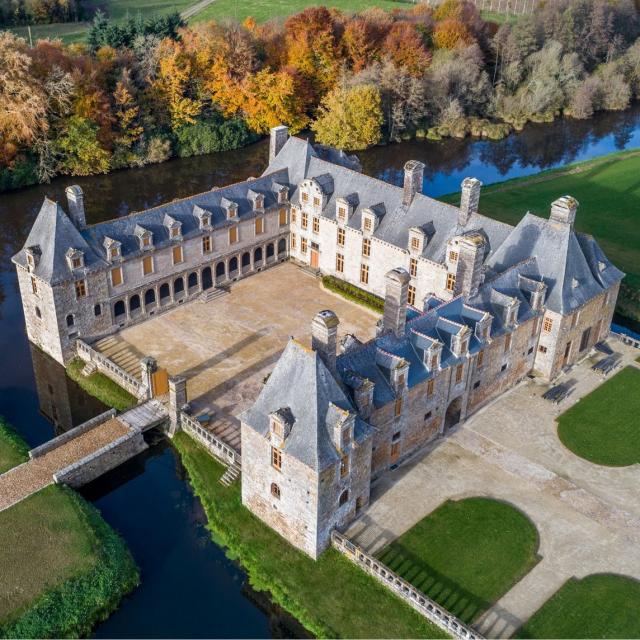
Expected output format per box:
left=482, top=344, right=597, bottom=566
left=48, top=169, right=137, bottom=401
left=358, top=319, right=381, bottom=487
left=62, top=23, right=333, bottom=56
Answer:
left=1, top=0, right=640, bottom=191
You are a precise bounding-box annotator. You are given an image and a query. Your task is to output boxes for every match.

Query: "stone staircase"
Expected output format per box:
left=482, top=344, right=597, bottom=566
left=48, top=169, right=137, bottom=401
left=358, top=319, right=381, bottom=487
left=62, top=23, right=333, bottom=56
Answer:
left=219, top=462, right=240, bottom=486
left=200, top=287, right=230, bottom=304
left=93, top=335, right=144, bottom=381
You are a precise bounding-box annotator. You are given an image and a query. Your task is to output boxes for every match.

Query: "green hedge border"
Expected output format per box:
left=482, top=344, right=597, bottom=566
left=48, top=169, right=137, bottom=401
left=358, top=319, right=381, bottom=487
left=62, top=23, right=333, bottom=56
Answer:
left=322, top=275, right=384, bottom=313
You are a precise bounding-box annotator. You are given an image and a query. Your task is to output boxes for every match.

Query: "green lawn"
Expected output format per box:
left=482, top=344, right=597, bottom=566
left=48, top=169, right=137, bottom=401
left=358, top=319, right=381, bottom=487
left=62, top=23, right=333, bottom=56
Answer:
left=66, top=357, right=137, bottom=411
left=0, top=418, right=29, bottom=474
left=479, top=10, right=520, bottom=24
left=516, top=574, right=640, bottom=639
left=9, top=21, right=91, bottom=44
left=173, top=431, right=446, bottom=638
left=376, top=498, right=540, bottom=624
left=557, top=366, right=640, bottom=466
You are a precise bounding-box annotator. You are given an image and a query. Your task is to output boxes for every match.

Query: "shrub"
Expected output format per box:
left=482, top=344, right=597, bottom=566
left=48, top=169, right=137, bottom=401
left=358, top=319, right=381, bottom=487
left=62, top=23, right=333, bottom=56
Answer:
left=175, top=116, right=257, bottom=158
left=322, top=275, right=384, bottom=313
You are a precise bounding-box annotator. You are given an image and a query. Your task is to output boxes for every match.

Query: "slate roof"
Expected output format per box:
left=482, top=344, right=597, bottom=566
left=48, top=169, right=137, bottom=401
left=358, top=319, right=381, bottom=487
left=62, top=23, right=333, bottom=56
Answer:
left=241, top=340, right=372, bottom=471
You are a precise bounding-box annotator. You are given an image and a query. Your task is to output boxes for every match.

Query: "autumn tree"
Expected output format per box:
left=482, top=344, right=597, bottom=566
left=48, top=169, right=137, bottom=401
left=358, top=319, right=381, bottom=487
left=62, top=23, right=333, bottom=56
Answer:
left=54, top=115, right=110, bottom=175
left=343, top=16, right=386, bottom=72
left=383, top=22, right=432, bottom=76
left=433, top=19, right=475, bottom=50
left=112, top=74, right=144, bottom=167
left=312, top=82, right=383, bottom=150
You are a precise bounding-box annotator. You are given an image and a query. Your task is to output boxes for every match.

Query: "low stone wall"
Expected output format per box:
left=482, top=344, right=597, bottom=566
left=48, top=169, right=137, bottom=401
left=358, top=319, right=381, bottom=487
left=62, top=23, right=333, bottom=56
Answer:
left=29, top=409, right=117, bottom=459
left=612, top=330, right=640, bottom=350
left=331, top=531, right=482, bottom=640
left=180, top=412, right=240, bottom=467
left=76, top=339, right=147, bottom=400
left=53, top=429, right=147, bottom=488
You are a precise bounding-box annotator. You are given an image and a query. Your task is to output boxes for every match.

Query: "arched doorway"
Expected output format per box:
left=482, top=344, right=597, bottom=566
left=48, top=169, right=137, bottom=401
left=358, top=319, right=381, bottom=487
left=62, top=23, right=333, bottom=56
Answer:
left=266, top=243, right=275, bottom=259
left=114, top=300, right=126, bottom=318
left=174, top=277, right=184, bottom=296
left=278, top=238, right=286, bottom=255
left=445, top=396, right=463, bottom=431
left=129, top=294, right=141, bottom=316
left=229, top=256, right=238, bottom=274
left=215, top=261, right=225, bottom=280
left=241, top=252, right=251, bottom=271
left=202, top=266, right=213, bottom=290
left=159, top=282, right=171, bottom=304
left=188, top=272, right=198, bottom=291
left=144, top=289, right=156, bottom=306
left=254, top=247, right=263, bottom=265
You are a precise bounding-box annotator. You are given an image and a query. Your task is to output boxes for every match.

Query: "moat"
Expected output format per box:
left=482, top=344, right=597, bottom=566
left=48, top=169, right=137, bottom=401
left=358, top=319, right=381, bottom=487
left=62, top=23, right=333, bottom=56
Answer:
left=1, top=105, right=640, bottom=637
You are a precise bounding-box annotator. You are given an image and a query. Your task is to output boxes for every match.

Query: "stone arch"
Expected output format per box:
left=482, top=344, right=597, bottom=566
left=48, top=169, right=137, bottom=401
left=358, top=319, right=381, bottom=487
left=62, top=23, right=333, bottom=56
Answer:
left=445, top=396, right=463, bottom=431
left=229, top=256, right=238, bottom=273
left=174, top=277, right=184, bottom=295
left=159, top=282, right=171, bottom=302
left=144, top=288, right=156, bottom=305
left=129, top=294, right=141, bottom=312
left=66, top=313, right=75, bottom=327
left=202, top=266, right=213, bottom=290
left=266, top=243, right=275, bottom=258
left=278, top=237, right=286, bottom=255
left=339, top=489, right=349, bottom=506
left=241, top=251, right=251, bottom=268
left=114, top=300, right=126, bottom=317
left=254, top=247, right=263, bottom=263
left=188, top=272, right=198, bottom=289
left=215, top=261, right=225, bottom=278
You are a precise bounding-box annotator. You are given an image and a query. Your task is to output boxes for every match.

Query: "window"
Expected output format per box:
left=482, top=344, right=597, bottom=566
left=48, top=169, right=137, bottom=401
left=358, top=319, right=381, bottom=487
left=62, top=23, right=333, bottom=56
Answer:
left=111, top=266, right=123, bottom=286
left=171, top=226, right=180, bottom=238
left=301, top=212, right=308, bottom=229
left=446, top=273, right=456, bottom=292
left=410, top=258, right=418, bottom=277
left=301, top=237, right=308, bottom=254
left=291, top=210, right=297, bottom=224
left=271, top=483, right=280, bottom=499
left=271, top=419, right=283, bottom=438
left=172, top=246, right=184, bottom=265
left=72, top=256, right=82, bottom=269
left=340, top=455, right=349, bottom=477
left=473, top=380, right=481, bottom=389
left=35, top=306, right=42, bottom=319
left=291, top=233, right=297, bottom=250
left=360, top=263, right=369, bottom=285
left=579, top=327, right=591, bottom=352
left=31, top=276, right=38, bottom=294
left=66, top=314, right=74, bottom=327
left=271, top=446, right=282, bottom=471
left=337, top=228, right=345, bottom=246
left=394, top=396, right=403, bottom=416
left=312, top=217, right=320, bottom=234
left=408, top=285, right=416, bottom=306
left=301, top=192, right=309, bottom=203
left=110, top=247, right=119, bottom=260
left=202, top=236, right=212, bottom=253
left=229, top=226, right=238, bottom=244
left=362, top=238, right=371, bottom=257
left=424, top=411, right=432, bottom=421
left=477, top=349, right=484, bottom=368
left=142, top=255, right=154, bottom=276
left=501, top=363, right=508, bottom=372
left=543, top=317, right=553, bottom=333
left=94, top=304, right=101, bottom=317
left=455, top=364, right=464, bottom=383
left=449, top=250, right=459, bottom=262
left=142, top=235, right=151, bottom=248
left=398, top=373, right=405, bottom=387
left=430, top=355, right=438, bottom=371
left=255, top=217, right=264, bottom=235
left=364, top=217, right=372, bottom=232
left=539, top=345, right=548, bottom=354
left=338, top=206, right=346, bottom=221
left=504, top=333, right=512, bottom=352
left=279, top=208, right=287, bottom=226
left=313, top=196, right=320, bottom=207
left=339, top=490, right=349, bottom=507
left=336, top=253, right=344, bottom=273
left=411, top=237, right=420, bottom=251
left=75, top=279, right=87, bottom=298
left=427, top=379, right=435, bottom=396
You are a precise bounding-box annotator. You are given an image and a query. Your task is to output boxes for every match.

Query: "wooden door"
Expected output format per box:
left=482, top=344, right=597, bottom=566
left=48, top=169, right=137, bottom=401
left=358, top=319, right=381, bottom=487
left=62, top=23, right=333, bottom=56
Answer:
left=390, top=442, right=400, bottom=463
left=310, top=249, right=319, bottom=269
left=151, top=367, right=169, bottom=397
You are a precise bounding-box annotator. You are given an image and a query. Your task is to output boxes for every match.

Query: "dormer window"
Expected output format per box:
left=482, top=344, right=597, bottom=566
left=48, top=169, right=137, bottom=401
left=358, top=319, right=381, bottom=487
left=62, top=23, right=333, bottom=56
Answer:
left=408, top=228, right=425, bottom=254
left=103, top=237, right=121, bottom=262
left=25, top=245, right=41, bottom=271
left=269, top=408, right=293, bottom=448
left=193, top=205, right=212, bottom=230
left=248, top=190, right=264, bottom=211
left=301, top=191, right=309, bottom=203
left=336, top=198, right=352, bottom=223
left=222, top=198, right=238, bottom=220
left=361, top=209, right=377, bottom=235
left=164, top=214, right=182, bottom=240
left=66, top=248, right=84, bottom=271
left=273, top=183, right=288, bottom=204
left=135, top=225, right=153, bottom=251
left=598, top=261, right=606, bottom=272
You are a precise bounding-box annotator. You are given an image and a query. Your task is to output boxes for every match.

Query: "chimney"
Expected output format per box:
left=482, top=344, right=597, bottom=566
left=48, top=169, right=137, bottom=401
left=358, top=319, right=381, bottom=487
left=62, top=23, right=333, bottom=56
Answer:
left=65, top=185, right=86, bottom=228
left=455, top=232, right=486, bottom=297
left=402, top=160, right=425, bottom=206
left=383, top=268, right=410, bottom=337
left=311, top=310, right=339, bottom=375
left=459, top=177, right=482, bottom=226
left=269, top=125, right=289, bottom=164
left=550, top=196, right=578, bottom=228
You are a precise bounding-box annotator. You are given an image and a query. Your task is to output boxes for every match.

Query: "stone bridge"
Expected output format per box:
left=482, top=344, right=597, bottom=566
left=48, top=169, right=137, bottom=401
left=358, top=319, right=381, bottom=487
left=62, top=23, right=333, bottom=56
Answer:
left=0, top=400, right=168, bottom=512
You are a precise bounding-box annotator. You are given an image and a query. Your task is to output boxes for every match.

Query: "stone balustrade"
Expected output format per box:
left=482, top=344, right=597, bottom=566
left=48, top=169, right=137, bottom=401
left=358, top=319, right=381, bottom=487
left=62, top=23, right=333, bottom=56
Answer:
left=180, top=412, right=241, bottom=467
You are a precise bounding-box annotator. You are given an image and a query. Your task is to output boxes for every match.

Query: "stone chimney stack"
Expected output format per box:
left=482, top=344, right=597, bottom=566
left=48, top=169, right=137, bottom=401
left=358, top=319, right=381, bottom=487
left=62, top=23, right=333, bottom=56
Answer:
left=459, top=177, right=482, bottom=226
left=550, top=195, right=578, bottom=228
left=65, top=185, right=86, bottom=229
left=269, top=125, right=289, bottom=164
left=383, top=268, right=411, bottom=337
left=455, top=233, right=486, bottom=297
left=402, top=160, right=425, bottom=206
left=311, top=310, right=339, bottom=375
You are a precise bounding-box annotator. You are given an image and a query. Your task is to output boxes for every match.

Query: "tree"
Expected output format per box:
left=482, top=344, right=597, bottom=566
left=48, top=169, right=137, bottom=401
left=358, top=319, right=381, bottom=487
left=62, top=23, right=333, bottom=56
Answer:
left=112, top=76, right=144, bottom=167
left=433, top=19, right=475, bottom=50
left=54, top=115, right=110, bottom=175
left=312, top=82, right=383, bottom=150
left=343, top=16, right=386, bottom=72
left=383, top=22, right=432, bottom=77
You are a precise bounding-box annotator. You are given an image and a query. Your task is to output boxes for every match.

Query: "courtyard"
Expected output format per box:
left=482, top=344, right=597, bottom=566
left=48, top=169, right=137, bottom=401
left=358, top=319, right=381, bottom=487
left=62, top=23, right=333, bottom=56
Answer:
left=104, top=263, right=378, bottom=450
left=347, top=341, right=640, bottom=638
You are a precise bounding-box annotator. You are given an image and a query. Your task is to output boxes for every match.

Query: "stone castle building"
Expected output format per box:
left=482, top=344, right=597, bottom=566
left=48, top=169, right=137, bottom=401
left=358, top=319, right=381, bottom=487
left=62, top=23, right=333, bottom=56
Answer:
left=14, top=126, right=623, bottom=559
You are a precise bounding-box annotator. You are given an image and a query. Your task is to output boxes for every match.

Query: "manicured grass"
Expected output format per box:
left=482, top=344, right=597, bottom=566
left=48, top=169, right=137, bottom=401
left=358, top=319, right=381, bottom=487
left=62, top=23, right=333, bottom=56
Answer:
left=0, top=418, right=29, bottom=474
left=173, top=431, right=446, bottom=638
left=557, top=366, right=640, bottom=466
left=322, top=274, right=384, bottom=313
left=376, top=498, right=540, bottom=624
left=192, top=0, right=409, bottom=25
left=66, top=357, right=137, bottom=411
left=516, top=574, right=640, bottom=639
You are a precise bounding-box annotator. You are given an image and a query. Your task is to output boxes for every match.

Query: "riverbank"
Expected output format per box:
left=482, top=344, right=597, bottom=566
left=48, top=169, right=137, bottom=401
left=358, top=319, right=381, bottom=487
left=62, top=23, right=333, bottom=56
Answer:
left=173, top=431, right=446, bottom=638
left=0, top=418, right=139, bottom=638
left=439, top=148, right=640, bottom=324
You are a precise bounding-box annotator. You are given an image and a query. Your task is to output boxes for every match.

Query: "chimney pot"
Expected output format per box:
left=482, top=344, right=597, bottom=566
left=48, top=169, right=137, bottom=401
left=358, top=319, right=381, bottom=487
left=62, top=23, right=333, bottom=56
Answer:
left=459, top=177, right=482, bottom=226
left=311, top=310, right=339, bottom=375
left=269, top=125, right=289, bottom=164
left=383, top=268, right=410, bottom=337
left=403, top=160, right=425, bottom=206
left=65, top=185, right=86, bottom=228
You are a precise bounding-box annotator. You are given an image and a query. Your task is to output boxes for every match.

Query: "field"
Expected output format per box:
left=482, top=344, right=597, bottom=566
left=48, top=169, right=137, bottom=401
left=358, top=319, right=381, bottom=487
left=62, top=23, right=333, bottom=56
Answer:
left=173, top=431, right=446, bottom=639
left=517, top=574, right=640, bottom=639
left=557, top=366, right=640, bottom=466
left=0, top=419, right=29, bottom=474
left=376, top=498, right=540, bottom=624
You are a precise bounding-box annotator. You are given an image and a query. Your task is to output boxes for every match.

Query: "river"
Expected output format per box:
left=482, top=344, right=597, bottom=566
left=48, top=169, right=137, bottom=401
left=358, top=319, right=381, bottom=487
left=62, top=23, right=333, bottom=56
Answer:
left=1, top=105, right=639, bottom=638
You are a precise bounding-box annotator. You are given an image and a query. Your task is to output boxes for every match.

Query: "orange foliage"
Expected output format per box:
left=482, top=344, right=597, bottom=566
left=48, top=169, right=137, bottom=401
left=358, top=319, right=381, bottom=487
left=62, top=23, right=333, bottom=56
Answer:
left=432, top=18, right=475, bottom=50
left=383, top=22, right=432, bottom=77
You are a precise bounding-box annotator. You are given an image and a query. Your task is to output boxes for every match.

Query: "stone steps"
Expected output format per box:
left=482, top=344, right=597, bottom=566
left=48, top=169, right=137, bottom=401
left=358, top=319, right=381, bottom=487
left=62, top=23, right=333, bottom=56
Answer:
left=219, top=463, right=241, bottom=486
left=200, top=287, right=229, bottom=304
left=94, top=335, right=144, bottom=380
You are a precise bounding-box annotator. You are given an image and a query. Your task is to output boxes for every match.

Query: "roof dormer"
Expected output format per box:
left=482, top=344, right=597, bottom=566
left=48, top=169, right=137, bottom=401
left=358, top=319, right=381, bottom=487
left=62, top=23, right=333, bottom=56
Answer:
left=25, top=245, right=41, bottom=271
left=408, top=227, right=426, bottom=254
left=451, top=326, right=471, bottom=358
left=336, top=198, right=352, bottom=224
left=331, top=407, right=355, bottom=453
left=425, top=341, right=442, bottom=370
left=361, top=208, right=379, bottom=235
left=248, top=190, right=264, bottom=211
left=164, top=214, right=182, bottom=240
left=221, top=197, right=238, bottom=220
left=103, top=236, right=122, bottom=262
left=272, top=182, right=289, bottom=204
left=66, top=247, right=84, bottom=271
left=135, top=224, right=153, bottom=251
left=193, top=205, right=212, bottom=231
left=269, top=407, right=294, bottom=448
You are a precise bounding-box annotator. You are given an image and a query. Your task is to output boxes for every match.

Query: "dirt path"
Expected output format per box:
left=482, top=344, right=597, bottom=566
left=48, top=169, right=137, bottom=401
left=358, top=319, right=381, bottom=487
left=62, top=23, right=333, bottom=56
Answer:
left=181, top=0, right=216, bottom=21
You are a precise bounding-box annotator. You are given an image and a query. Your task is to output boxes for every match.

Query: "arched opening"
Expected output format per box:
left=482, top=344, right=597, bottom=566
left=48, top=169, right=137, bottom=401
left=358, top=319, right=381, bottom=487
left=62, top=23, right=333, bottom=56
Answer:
left=271, top=483, right=280, bottom=499
left=229, top=256, right=238, bottom=274
left=266, top=243, right=275, bottom=259
left=129, top=294, right=141, bottom=314
left=114, top=300, right=126, bottom=318
left=278, top=238, right=286, bottom=255
left=241, top=251, right=251, bottom=269
left=66, top=314, right=75, bottom=327
left=339, top=490, right=349, bottom=506
left=159, top=282, right=171, bottom=304
left=202, top=266, right=213, bottom=290
left=215, top=261, right=225, bottom=279
left=254, top=247, right=263, bottom=264
left=174, top=277, right=184, bottom=296
left=188, top=272, right=198, bottom=290
left=94, top=304, right=101, bottom=317
left=445, top=396, right=463, bottom=431
left=144, top=288, right=156, bottom=306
